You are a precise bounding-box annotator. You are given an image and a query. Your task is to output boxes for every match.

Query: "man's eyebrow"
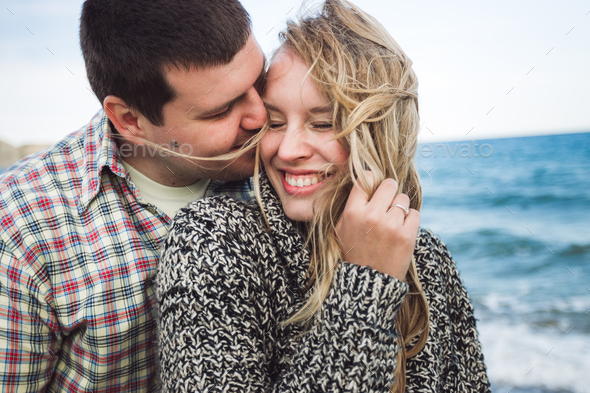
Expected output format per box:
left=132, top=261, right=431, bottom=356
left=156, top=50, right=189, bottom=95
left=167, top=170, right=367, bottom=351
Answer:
left=198, top=92, right=246, bottom=118
left=197, top=65, right=266, bottom=119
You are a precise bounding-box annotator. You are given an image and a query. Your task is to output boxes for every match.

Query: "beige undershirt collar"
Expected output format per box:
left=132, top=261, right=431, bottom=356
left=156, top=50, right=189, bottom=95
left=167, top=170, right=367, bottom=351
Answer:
left=121, top=160, right=210, bottom=219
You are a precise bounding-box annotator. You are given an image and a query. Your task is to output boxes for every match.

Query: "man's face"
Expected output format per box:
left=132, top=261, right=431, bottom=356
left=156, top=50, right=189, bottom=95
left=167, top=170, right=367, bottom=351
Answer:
left=138, top=34, right=266, bottom=184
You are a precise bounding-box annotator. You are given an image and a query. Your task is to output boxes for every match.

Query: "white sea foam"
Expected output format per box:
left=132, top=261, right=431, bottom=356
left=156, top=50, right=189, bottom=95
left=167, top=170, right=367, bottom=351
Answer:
left=478, top=291, right=590, bottom=315
left=478, top=320, right=590, bottom=393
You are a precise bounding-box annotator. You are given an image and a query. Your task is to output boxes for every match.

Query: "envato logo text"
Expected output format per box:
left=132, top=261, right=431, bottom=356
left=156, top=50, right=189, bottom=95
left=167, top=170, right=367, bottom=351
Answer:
left=418, top=141, right=493, bottom=158
left=117, top=143, right=194, bottom=158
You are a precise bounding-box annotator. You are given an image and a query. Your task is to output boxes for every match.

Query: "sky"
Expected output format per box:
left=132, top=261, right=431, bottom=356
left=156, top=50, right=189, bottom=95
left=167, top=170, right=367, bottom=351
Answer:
left=0, top=0, right=589, bottom=146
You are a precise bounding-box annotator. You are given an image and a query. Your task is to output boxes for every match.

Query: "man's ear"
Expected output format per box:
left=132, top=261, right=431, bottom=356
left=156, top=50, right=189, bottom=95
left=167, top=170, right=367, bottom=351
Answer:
left=103, top=96, right=148, bottom=146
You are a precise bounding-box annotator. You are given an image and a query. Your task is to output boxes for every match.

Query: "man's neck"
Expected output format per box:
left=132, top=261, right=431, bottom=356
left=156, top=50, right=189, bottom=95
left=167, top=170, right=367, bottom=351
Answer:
left=117, top=148, right=201, bottom=187
left=120, top=159, right=210, bottom=218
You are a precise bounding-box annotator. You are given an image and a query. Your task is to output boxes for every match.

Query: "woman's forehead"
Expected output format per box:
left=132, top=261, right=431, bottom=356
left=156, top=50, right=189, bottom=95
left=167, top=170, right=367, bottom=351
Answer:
left=267, top=48, right=300, bottom=81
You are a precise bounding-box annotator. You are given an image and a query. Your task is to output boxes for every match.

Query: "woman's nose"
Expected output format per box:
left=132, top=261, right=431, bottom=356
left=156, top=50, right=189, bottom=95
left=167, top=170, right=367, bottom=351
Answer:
left=277, top=126, right=313, bottom=162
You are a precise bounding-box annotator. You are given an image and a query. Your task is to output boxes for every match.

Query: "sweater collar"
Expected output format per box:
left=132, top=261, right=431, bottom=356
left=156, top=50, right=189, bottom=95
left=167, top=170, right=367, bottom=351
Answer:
left=258, top=171, right=311, bottom=289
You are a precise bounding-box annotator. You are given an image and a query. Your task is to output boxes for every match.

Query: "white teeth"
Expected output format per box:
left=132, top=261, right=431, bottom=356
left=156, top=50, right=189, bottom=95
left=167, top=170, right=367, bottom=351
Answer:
left=285, top=174, right=321, bottom=188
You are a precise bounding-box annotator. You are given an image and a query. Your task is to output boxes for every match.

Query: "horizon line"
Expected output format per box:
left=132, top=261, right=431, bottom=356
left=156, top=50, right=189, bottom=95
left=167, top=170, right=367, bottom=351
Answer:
left=418, top=128, right=589, bottom=144
left=1, top=128, right=588, bottom=148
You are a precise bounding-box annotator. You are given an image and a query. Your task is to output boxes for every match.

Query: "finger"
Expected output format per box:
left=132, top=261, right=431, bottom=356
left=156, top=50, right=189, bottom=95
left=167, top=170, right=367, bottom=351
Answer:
left=386, top=193, right=410, bottom=221
left=369, top=178, right=399, bottom=211
left=403, top=209, right=421, bottom=235
left=388, top=209, right=420, bottom=252
left=389, top=193, right=410, bottom=211
left=346, top=170, right=376, bottom=207
left=336, top=171, right=375, bottom=234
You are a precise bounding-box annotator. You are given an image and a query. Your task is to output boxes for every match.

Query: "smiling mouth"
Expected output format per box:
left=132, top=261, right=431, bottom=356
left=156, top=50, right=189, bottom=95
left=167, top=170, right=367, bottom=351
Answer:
left=282, top=171, right=331, bottom=188
left=285, top=173, right=317, bottom=188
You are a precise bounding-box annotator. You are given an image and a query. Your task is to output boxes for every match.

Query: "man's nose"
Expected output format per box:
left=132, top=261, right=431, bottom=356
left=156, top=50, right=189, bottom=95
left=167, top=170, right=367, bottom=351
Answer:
left=240, top=87, right=267, bottom=132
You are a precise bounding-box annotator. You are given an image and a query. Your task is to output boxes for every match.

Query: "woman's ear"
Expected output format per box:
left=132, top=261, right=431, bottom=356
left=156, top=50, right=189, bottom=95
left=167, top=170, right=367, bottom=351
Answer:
left=103, top=95, right=148, bottom=146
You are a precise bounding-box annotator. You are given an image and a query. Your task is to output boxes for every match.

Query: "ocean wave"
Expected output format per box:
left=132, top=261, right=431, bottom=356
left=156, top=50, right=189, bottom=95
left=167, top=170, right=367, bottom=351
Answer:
left=491, top=383, right=576, bottom=393
left=490, top=193, right=590, bottom=209
left=560, top=243, right=590, bottom=257
left=448, top=229, right=548, bottom=259
left=476, top=292, right=590, bottom=317
left=479, top=320, right=590, bottom=393
left=424, top=191, right=590, bottom=211
left=445, top=229, right=590, bottom=263
left=472, top=292, right=590, bottom=337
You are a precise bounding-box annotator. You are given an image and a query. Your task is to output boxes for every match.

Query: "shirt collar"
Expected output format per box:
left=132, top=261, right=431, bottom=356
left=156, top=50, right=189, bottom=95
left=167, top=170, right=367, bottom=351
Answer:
left=77, top=109, right=134, bottom=214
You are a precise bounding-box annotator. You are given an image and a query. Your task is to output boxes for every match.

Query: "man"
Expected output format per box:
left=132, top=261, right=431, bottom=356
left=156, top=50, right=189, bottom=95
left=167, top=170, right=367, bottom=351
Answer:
left=0, top=0, right=266, bottom=391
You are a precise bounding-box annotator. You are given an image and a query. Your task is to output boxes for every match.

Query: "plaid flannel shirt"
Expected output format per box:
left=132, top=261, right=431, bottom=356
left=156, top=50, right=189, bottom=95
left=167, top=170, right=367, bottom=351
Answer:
left=0, top=110, right=254, bottom=392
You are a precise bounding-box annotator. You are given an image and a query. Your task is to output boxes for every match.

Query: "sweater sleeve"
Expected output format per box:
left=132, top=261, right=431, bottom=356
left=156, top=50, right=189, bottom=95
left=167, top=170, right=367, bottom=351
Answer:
left=156, top=199, right=409, bottom=393
left=424, top=230, right=491, bottom=392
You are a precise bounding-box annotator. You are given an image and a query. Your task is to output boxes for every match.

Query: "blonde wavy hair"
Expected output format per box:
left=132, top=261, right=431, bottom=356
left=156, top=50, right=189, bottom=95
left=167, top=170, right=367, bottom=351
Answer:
left=253, top=1, right=430, bottom=391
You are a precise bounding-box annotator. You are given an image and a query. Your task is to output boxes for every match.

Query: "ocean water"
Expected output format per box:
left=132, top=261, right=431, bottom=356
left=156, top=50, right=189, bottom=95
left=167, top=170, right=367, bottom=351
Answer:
left=417, top=132, right=590, bottom=393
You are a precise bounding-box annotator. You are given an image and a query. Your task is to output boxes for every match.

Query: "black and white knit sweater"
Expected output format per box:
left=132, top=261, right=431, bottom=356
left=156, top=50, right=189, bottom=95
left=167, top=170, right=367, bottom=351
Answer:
left=156, top=174, right=491, bottom=392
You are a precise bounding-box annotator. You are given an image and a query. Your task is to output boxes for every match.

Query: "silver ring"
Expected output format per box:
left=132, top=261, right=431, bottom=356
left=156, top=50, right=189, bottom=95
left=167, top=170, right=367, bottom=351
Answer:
left=391, top=204, right=409, bottom=216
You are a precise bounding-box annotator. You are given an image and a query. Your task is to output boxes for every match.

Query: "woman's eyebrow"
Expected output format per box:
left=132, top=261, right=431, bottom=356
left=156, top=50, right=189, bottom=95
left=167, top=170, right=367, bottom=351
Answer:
left=308, top=105, right=332, bottom=114
left=264, top=103, right=282, bottom=113
left=264, top=103, right=332, bottom=114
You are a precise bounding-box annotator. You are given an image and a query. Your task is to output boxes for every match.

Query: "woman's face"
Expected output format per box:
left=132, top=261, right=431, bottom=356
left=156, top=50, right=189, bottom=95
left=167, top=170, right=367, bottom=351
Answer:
left=260, top=50, right=349, bottom=222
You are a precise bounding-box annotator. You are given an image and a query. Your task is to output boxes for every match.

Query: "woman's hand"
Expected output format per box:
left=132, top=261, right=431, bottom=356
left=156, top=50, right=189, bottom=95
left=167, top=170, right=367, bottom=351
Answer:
left=335, top=171, right=420, bottom=281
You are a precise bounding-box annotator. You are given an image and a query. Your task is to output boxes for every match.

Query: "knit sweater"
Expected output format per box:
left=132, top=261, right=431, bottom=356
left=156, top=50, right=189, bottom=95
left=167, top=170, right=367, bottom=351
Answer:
left=156, top=174, right=491, bottom=392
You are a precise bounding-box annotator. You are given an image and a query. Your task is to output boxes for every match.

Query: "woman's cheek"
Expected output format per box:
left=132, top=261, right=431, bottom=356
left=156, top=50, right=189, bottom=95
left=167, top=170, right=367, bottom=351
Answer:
left=325, top=138, right=350, bottom=166
left=260, top=131, right=282, bottom=164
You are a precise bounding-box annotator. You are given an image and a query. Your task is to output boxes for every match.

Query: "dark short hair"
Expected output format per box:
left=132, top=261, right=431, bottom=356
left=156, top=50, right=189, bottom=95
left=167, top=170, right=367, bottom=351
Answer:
left=80, top=0, right=252, bottom=126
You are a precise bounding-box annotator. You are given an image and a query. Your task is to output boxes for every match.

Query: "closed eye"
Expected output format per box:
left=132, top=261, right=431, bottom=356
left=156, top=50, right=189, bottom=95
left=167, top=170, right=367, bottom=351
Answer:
left=312, top=123, right=333, bottom=130
left=269, top=122, right=286, bottom=130
left=207, top=103, right=234, bottom=120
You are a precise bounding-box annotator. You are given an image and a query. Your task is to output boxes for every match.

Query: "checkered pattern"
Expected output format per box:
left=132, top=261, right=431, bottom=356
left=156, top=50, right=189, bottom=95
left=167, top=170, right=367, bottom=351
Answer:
left=0, top=110, right=254, bottom=392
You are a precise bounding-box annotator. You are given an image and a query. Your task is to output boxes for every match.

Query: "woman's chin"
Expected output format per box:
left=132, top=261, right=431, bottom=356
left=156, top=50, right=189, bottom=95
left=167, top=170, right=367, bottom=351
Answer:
left=281, top=201, right=314, bottom=222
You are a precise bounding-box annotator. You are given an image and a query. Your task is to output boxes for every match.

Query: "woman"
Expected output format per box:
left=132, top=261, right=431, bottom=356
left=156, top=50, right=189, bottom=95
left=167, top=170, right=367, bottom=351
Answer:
left=157, top=0, right=490, bottom=391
